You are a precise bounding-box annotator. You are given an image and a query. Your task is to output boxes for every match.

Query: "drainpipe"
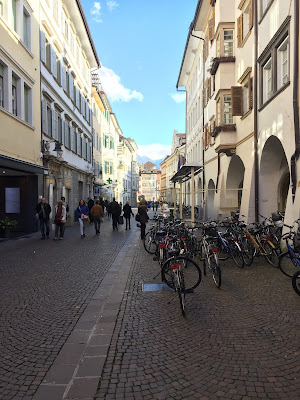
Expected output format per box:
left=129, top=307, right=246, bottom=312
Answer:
left=291, top=0, right=300, bottom=203
left=253, top=0, right=259, bottom=222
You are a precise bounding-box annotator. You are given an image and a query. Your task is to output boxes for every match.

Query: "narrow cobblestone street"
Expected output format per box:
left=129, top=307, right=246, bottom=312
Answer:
left=1, top=213, right=300, bottom=399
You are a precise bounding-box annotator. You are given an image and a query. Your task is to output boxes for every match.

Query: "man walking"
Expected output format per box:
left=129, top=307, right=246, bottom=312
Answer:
left=123, top=201, right=134, bottom=230
left=87, top=197, right=94, bottom=223
left=36, top=198, right=51, bottom=239
left=109, top=198, right=121, bottom=230
left=90, top=201, right=104, bottom=235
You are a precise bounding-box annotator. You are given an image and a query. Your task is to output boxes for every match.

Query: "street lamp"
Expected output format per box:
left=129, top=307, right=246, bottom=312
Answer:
left=54, top=141, right=63, bottom=159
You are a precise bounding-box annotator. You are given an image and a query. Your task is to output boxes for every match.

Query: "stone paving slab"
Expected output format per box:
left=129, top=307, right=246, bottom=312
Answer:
left=33, top=222, right=140, bottom=400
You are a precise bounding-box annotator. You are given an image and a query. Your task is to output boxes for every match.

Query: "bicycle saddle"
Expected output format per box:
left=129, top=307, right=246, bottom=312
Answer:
left=168, top=248, right=181, bottom=257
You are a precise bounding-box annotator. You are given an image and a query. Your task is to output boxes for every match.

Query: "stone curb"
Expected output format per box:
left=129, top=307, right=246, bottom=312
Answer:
left=33, top=225, right=141, bottom=400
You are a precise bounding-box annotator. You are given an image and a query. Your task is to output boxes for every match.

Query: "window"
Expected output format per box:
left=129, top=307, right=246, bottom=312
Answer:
left=12, top=75, right=17, bottom=115
left=42, top=99, right=52, bottom=136
left=23, top=83, right=31, bottom=123
left=261, top=0, right=273, bottom=17
left=224, top=96, right=233, bottom=124
left=263, top=57, right=272, bottom=103
left=243, top=5, right=250, bottom=40
left=12, top=0, right=17, bottom=31
left=0, top=64, right=3, bottom=107
left=223, top=30, right=233, bottom=56
left=277, top=37, right=289, bottom=88
left=216, top=98, right=221, bottom=125
left=258, top=18, right=290, bottom=107
left=0, top=1, right=3, bottom=16
left=45, top=38, right=51, bottom=70
left=53, top=0, right=58, bottom=22
left=23, top=6, right=30, bottom=49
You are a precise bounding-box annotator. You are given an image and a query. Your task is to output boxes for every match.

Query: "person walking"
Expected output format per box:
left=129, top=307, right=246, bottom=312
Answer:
left=152, top=199, right=155, bottom=211
left=54, top=200, right=66, bottom=240
left=90, top=201, right=104, bottom=235
left=87, top=197, right=94, bottom=223
left=76, top=200, right=89, bottom=239
left=109, top=198, right=121, bottom=230
left=61, top=196, right=69, bottom=221
left=123, top=201, right=134, bottom=230
left=36, top=198, right=51, bottom=239
left=138, top=199, right=149, bottom=240
left=155, top=200, right=159, bottom=212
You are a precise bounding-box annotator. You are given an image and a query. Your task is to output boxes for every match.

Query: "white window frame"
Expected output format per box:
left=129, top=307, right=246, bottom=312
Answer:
left=263, top=57, right=272, bottom=103
left=277, top=36, right=289, bottom=89
left=223, top=29, right=234, bottom=57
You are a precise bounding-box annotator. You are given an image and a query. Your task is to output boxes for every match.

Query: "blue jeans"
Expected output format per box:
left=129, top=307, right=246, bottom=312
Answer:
left=40, top=219, right=50, bottom=237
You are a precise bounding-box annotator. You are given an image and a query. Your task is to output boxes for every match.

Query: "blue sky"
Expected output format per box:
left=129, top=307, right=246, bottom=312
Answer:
left=81, top=0, right=197, bottom=160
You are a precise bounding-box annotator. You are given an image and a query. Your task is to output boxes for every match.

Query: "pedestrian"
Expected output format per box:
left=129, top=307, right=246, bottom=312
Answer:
left=61, top=196, right=69, bottom=220
left=155, top=200, right=159, bottom=212
left=123, top=201, right=134, bottom=230
left=152, top=199, right=155, bottom=211
left=87, top=197, right=94, bottom=223
left=54, top=200, right=66, bottom=240
left=76, top=200, right=89, bottom=239
left=36, top=197, right=51, bottom=239
left=108, top=197, right=121, bottom=230
left=90, top=201, right=104, bottom=235
left=107, top=200, right=112, bottom=219
left=138, top=199, right=149, bottom=240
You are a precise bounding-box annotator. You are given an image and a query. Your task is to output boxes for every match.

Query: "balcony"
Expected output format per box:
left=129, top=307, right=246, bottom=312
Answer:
left=213, top=124, right=237, bottom=156
left=210, top=56, right=235, bottom=76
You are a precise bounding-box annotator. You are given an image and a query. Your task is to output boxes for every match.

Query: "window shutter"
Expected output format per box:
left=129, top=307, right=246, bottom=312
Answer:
left=71, top=127, right=74, bottom=151
left=76, top=87, right=80, bottom=108
left=208, top=8, right=215, bottom=41
left=208, top=77, right=211, bottom=98
left=42, top=100, right=47, bottom=134
left=62, top=64, right=66, bottom=91
left=51, top=46, right=57, bottom=78
left=53, top=110, right=58, bottom=139
left=77, top=133, right=81, bottom=156
left=69, top=73, right=73, bottom=100
left=237, top=15, right=243, bottom=47
left=231, top=86, right=243, bottom=116
left=64, top=120, right=68, bottom=147
left=40, top=31, right=46, bottom=63
left=249, top=0, right=253, bottom=29
left=249, top=77, right=253, bottom=109
left=213, top=75, right=216, bottom=93
left=61, top=119, right=65, bottom=145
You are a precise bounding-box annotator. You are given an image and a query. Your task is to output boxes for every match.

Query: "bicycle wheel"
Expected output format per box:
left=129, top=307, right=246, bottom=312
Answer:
left=162, top=257, right=201, bottom=291
left=176, top=271, right=186, bottom=317
left=207, top=252, right=221, bottom=288
left=241, top=237, right=254, bottom=266
left=278, top=251, right=300, bottom=278
left=218, top=239, right=230, bottom=261
left=262, top=240, right=279, bottom=267
left=292, top=270, right=300, bottom=296
left=143, top=232, right=157, bottom=254
left=229, top=240, right=244, bottom=268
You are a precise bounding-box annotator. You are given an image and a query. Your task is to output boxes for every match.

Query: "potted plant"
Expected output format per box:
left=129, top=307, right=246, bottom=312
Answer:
left=0, top=216, right=18, bottom=239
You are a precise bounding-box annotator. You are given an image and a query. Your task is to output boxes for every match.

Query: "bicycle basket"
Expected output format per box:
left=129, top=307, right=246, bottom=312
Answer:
left=271, top=212, right=283, bottom=222
left=205, top=226, right=218, bottom=237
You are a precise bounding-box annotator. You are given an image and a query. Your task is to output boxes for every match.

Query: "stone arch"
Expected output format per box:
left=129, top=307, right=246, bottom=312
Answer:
left=260, top=136, right=289, bottom=216
left=207, top=179, right=216, bottom=220
left=226, top=155, right=245, bottom=212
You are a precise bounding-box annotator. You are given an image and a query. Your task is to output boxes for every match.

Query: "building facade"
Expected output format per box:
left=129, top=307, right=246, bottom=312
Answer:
left=176, top=0, right=299, bottom=224
left=0, top=0, right=44, bottom=235
left=138, top=162, right=159, bottom=202
left=40, top=0, right=100, bottom=223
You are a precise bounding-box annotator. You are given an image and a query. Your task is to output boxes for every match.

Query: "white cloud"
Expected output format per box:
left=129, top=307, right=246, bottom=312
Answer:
left=107, top=1, right=119, bottom=12
left=171, top=93, right=186, bottom=103
left=137, top=144, right=171, bottom=161
left=98, top=66, right=144, bottom=102
left=91, top=2, right=102, bottom=23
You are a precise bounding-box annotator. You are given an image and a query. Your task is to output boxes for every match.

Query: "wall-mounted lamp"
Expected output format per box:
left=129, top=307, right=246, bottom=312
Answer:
left=54, top=141, right=63, bottom=159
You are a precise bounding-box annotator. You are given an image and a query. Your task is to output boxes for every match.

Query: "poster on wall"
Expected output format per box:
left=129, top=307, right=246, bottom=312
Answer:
left=5, top=188, right=20, bottom=213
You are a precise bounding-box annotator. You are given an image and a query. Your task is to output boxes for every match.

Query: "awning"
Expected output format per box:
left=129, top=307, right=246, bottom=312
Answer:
left=170, top=162, right=203, bottom=183
left=0, top=154, right=47, bottom=175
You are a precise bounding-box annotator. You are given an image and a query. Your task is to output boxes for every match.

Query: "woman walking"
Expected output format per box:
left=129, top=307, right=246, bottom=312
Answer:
left=138, top=199, right=149, bottom=240
left=123, top=201, right=134, bottom=230
left=54, top=200, right=66, bottom=240
left=76, top=200, right=89, bottom=239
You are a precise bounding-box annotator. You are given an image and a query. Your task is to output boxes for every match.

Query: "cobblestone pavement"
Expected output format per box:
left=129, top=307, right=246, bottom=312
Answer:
left=0, top=216, right=130, bottom=400
left=96, top=240, right=300, bottom=400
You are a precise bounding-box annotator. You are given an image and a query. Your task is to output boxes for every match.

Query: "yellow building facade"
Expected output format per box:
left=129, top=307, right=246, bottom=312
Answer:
left=0, top=0, right=44, bottom=235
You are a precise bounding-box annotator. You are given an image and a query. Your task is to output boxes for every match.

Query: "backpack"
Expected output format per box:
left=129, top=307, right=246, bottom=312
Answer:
left=55, top=206, right=63, bottom=223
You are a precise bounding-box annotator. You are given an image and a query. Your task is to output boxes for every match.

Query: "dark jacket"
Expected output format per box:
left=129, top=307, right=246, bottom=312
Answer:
left=87, top=199, right=94, bottom=210
left=76, top=204, right=89, bottom=218
left=138, top=204, right=149, bottom=224
left=109, top=201, right=121, bottom=216
left=36, top=202, right=51, bottom=220
left=123, top=204, right=134, bottom=218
